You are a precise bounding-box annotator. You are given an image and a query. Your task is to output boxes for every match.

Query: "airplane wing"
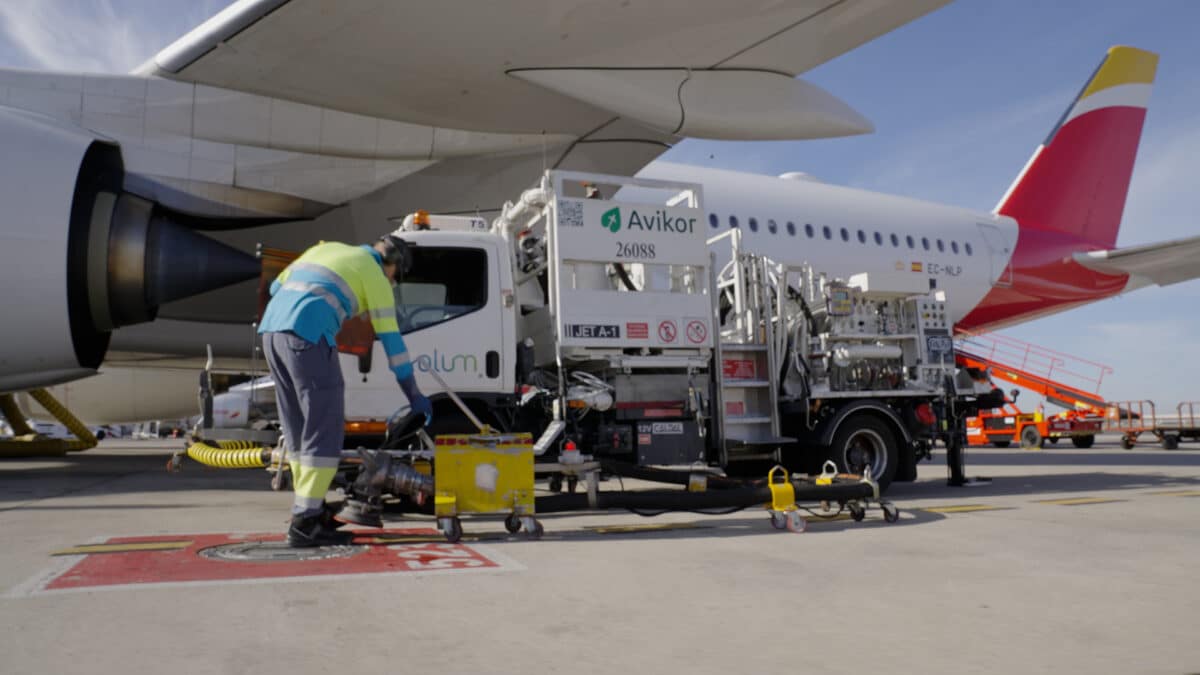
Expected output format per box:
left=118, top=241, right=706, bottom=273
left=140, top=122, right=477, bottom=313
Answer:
left=101, top=0, right=947, bottom=338
left=1073, top=235, right=1200, bottom=288
left=124, top=0, right=947, bottom=217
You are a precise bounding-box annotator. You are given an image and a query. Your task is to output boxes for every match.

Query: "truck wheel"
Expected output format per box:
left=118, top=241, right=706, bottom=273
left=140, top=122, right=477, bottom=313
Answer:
left=1163, top=435, right=1180, bottom=450
left=1071, top=435, right=1095, bottom=449
left=829, top=415, right=898, bottom=489
left=1120, top=435, right=1136, bottom=450
left=1019, top=426, right=1042, bottom=449
left=992, top=440, right=1011, bottom=449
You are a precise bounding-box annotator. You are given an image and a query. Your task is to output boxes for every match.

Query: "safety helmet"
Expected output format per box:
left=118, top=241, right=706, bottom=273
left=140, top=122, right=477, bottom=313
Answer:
left=376, top=233, right=412, bottom=279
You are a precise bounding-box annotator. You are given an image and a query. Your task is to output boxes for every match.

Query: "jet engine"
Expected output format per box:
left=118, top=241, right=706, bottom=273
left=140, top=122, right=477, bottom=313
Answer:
left=0, top=106, right=261, bottom=393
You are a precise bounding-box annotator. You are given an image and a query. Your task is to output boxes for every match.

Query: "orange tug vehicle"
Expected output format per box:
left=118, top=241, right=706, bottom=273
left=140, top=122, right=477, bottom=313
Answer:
left=966, top=400, right=1103, bottom=449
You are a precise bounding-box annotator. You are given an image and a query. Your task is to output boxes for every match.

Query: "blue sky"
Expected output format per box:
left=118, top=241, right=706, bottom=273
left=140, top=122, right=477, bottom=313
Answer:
left=1, top=0, right=1197, bottom=408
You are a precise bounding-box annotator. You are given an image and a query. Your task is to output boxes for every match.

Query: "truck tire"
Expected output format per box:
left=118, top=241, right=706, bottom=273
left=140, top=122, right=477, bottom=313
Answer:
left=1120, top=435, right=1136, bottom=450
left=829, top=415, right=898, bottom=489
left=1071, top=435, right=1095, bottom=449
left=1020, top=426, right=1043, bottom=449
left=992, top=440, right=1011, bottom=448
left=1163, top=435, right=1180, bottom=450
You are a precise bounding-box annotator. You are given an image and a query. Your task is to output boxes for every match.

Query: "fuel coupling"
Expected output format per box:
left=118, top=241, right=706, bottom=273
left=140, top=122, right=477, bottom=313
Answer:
left=339, top=449, right=434, bottom=528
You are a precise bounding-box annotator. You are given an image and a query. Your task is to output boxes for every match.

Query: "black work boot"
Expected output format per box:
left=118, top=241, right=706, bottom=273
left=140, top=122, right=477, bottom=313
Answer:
left=287, top=514, right=353, bottom=548
left=320, top=502, right=348, bottom=530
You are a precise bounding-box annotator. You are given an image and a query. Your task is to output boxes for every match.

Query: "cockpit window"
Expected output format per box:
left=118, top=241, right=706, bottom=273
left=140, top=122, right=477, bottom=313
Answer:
left=394, top=247, right=488, bottom=334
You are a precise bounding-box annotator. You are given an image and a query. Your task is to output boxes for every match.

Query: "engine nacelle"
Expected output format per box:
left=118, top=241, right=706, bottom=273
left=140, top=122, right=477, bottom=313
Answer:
left=0, top=106, right=260, bottom=393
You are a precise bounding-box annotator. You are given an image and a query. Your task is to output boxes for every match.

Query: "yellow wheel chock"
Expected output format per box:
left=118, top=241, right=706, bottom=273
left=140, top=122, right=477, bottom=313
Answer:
left=766, top=465, right=806, bottom=533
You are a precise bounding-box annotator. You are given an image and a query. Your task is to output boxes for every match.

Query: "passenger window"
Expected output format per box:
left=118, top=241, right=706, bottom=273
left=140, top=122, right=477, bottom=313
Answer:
left=922, top=237, right=930, bottom=251
left=729, top=215, right=739, bottom=228
left=857, top=230, right=866, bottom=244
left=822, top=225, right=832, bottom=240
left=890, top=233, right=900, bottom=247
left=395, top=247, right=488, bottom=334
left=749, top=217, right=759, bottom=232
left=936, top=239, right=945, bottom=252
left=787, top=222, right=796, bottom=236
left=906, top=235, right=915, bottom=249
left=874, top=232, right=883, bottom=245
left=965, top=242, right=974, bottom=256
left=768, top=219, right=778, bottom=234
left=805, top=223, right=814, bottom=238
left=951, top=241, right=959, bottom=254
left=839, top=227, right=849, bottom=241
left=708, top=213, right=719, bottom=229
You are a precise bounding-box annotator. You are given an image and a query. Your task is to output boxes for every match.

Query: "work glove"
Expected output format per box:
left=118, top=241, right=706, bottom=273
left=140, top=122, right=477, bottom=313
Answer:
left=398, top=375, right=433, bottom=427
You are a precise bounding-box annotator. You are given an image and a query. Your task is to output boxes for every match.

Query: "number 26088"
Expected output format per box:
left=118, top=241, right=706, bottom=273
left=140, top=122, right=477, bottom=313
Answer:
left=615, top=242, right=656, bottom=259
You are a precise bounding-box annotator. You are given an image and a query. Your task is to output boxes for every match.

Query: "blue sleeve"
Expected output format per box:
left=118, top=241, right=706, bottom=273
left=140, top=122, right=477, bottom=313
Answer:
left=270, top=278, right=281, bottom=296
left=379, top=331, right=414, bottom=381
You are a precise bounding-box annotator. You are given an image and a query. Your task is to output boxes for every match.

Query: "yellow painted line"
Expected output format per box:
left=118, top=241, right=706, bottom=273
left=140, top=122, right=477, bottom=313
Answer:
left=921, top=504, right=1008, bottom=514
left=52, top=540, right=193, bottom=556
left=1035, top=497, right=1127, bottom=506
left=586, top=522, right=708, bottom=535
left=1147, top=490, right=1200, bottom=497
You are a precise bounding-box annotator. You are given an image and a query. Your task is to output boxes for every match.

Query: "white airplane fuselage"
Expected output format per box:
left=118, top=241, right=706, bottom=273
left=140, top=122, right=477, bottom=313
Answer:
left=646, top=161, right=1013, bottom=326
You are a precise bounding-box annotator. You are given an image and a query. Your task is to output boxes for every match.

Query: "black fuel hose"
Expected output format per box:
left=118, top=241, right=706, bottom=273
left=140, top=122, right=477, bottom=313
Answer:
left=535, top=479, right=875, bottom=514
left=597, top=459, right=760, bottom=490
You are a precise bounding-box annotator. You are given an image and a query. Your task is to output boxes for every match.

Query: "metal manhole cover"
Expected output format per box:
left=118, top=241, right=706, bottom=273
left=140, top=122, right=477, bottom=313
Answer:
left=198, top=541, right=365, bottom=562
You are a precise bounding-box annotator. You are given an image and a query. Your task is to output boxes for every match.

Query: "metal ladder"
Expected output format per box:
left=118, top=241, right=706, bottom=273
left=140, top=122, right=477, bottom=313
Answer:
left=710, top=231, right=793, bottom=464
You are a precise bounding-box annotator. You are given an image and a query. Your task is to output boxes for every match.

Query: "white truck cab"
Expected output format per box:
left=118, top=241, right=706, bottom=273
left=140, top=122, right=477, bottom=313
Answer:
left=341, top=229, right=517, bottom=422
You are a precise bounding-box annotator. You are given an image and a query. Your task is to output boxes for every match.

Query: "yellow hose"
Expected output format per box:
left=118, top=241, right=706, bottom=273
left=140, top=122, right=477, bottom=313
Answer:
left=185, top=440, right=271, bottom=468
left=0, top=389, right=98, bottom=458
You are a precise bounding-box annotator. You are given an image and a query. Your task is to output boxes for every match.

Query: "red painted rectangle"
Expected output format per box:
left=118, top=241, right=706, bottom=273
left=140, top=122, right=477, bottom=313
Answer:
left=725, top=401, right=745, bottom=417
left=35, top=530, right=506, bottom=593
left=626, top=322, right=649, bottom=339
left=722, top=359, right=757, bottom=379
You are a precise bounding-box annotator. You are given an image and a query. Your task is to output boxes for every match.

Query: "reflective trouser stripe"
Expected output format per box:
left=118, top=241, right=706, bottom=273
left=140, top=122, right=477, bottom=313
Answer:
left=292, top=465, right=338, bottom=516
left=295, top=455, right=340, bottom=469
left=388, top=352, right=410, bottom=368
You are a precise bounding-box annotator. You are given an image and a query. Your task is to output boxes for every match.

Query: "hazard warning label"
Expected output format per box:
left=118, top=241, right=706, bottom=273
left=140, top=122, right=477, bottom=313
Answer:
left=8, top=530, right=520, bottom=596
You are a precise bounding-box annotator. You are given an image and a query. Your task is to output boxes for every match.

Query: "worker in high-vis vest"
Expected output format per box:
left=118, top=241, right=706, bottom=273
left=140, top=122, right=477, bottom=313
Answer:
left=259, top=234, right=432, bottom=547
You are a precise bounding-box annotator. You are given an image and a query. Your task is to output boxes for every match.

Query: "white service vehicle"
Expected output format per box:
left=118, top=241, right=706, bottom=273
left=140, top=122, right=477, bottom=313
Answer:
left=326, top=171, right=981, bottom=488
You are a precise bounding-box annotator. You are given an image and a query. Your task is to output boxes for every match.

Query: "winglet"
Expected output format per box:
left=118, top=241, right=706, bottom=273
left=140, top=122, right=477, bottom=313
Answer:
left=995, top=47, right=1158, bottom=249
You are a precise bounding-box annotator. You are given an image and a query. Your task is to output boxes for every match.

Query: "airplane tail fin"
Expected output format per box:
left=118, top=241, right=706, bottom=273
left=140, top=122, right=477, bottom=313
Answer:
left=995, top=46, right=1158, bottom=249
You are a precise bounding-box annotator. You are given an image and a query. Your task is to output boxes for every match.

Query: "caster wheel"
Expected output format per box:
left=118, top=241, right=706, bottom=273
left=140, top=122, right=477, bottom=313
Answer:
left=882, top=503, right=900, bottom=523
left=785, top=511, right=807, bottom=533
left=504, top=513, right=522, bottom=534
left=1120, top=436, right=1136, bottom=450
left=566, top=477, right=578, bottom=494
left=521, top=516, right=544, bottom=540
left=440, top=517, right=463, bottom=543
left=548, top=475, right=563, bottom=493
left=769, top=511, right=788, bottom=530
left=849, top=503, right=866, bottom=522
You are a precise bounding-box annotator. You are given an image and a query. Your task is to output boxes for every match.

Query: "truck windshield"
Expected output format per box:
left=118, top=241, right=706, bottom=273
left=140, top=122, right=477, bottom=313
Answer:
left=393, top=246, right=488, bottom=334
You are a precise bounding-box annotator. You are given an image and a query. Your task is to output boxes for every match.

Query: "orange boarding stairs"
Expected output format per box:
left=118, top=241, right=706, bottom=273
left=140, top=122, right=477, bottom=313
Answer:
left=954, top=331, right=1113, bottom=415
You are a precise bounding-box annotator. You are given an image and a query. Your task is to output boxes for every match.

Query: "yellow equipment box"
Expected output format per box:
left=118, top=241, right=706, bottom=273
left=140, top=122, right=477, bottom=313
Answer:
left=434, top=433, right=534, bottom=517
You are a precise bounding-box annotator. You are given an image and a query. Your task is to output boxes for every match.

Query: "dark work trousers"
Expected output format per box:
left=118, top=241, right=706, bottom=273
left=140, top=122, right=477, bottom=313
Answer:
left=262, top=331, right=345, bottom=517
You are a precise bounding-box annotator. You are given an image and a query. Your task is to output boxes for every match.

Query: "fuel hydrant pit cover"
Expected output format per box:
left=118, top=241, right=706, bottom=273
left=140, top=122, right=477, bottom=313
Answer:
left=198, top=541, right=364, bottom=562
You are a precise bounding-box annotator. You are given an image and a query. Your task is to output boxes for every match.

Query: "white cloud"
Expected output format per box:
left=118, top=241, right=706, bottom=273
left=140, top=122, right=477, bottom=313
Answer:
left=0, top=0, right=228, bottom=73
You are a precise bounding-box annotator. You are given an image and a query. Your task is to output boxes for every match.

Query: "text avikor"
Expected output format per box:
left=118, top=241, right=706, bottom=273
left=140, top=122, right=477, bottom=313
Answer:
left=627, top=209, right=695, bottom=234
